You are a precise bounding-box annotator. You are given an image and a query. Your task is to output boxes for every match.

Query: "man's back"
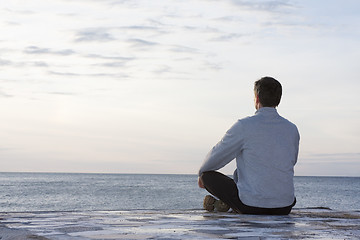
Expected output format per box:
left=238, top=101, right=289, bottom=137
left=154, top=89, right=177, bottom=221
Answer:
left=234, top=107, right=300, bottom=208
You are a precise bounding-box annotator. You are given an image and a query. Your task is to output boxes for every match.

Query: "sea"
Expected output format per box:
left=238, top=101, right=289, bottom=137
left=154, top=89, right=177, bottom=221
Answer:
left=0, top=173, right=359, bottom=213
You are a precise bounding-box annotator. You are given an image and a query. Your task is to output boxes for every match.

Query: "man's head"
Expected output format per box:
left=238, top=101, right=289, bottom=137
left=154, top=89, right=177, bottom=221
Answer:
left=254, top=77, right=282, bottom=109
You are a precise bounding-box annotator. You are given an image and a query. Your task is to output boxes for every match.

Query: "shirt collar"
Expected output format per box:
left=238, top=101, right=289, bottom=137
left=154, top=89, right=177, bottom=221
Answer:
left=255, top=107, right=278, bottom=115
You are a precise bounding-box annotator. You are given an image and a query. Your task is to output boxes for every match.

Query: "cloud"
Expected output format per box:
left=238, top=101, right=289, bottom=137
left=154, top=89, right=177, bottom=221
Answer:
left=210, top=33, right=246, bottom=42
left=49, top=71, right=80, bottom=77
left=49, top=71, right=129, bottom=80
left=5, top=21, right=21, bottom=26
left=0, top=58, right=12, bottom=66
left=168, top=45, right=199, bottom=54
left=85, top=54, right=134, bottom=61
left=229, top=0, right=295, bottom=13
left=24, top=46, right=75, bottom=56
left=215, top=16, right=243, bottom=22
left=31, top=61, right=49, bottom=67
left=99, top=62, right=127, bottom=68
left=153, top=65, right=171, bottom=75
left=0, top=57, right=48, bottom=68
left=0, top=89, right=13, bottom=98
left=0, top=58, right=49, bottom=68
left=74, top=23, right=166, bottom=43
left=75, top=29, right=115, bottom=42
left=128, top=38, right=158, bottom=48
left=85, top=54, right=134, bottom=68
left=3, top=7, right=34, bottom=15
left=46, top=92, right=77, bottom=96
left=120, top=25, right=163, bottom=32
left=203, top=61, right=223, bottom=71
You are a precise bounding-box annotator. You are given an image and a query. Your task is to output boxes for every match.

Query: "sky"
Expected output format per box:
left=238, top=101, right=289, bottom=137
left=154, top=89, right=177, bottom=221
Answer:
left=1, top=0, right=359, bottom=176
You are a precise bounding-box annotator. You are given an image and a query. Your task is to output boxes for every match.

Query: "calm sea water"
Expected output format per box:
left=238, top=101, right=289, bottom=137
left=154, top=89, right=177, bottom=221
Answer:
left=0, top=173, right=359, bottom=212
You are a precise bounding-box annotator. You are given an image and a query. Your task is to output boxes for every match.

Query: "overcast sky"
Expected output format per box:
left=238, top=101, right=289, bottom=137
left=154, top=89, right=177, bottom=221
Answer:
left=1, top=0, right=359, bottom=176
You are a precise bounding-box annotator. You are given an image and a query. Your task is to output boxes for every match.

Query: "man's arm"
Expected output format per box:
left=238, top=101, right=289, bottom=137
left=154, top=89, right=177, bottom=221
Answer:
left=198, top=120, right=244, bottom=176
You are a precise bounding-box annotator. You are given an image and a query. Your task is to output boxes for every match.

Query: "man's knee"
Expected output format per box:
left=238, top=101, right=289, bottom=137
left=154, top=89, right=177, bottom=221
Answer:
left=200, top=171, right=218, bottom=186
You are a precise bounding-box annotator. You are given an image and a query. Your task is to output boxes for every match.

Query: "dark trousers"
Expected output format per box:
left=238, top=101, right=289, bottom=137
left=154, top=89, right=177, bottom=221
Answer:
left=200, top=171, right=296, bottom=215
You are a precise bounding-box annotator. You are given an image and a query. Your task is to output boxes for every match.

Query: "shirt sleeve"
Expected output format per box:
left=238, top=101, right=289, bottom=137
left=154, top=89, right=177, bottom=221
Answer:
left=293, top=127, right=300, bottom=165
left=198, top=120, right=244, bottom=176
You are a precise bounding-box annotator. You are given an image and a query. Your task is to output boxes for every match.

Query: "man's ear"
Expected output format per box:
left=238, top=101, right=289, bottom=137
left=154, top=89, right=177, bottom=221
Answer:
left=255, top=95, right=260, bottom=104
left=255, top=94, right=261, bottom=110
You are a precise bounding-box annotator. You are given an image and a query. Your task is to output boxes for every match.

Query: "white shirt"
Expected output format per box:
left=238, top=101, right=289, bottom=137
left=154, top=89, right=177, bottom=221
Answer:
left=199, top=107, right=300, bottom=208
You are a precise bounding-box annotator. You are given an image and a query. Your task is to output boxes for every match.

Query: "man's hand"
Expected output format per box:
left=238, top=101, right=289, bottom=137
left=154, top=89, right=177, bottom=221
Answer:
left=198, top=177, right=205, bottom=189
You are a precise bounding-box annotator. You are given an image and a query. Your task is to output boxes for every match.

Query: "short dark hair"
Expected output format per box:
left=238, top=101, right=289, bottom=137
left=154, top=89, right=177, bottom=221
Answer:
left=254, top=77, right=282, bottom=107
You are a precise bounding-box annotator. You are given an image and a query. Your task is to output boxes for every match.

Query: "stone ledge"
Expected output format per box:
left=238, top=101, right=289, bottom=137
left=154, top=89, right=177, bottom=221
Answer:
left=1, top=209, right=359, bottom=239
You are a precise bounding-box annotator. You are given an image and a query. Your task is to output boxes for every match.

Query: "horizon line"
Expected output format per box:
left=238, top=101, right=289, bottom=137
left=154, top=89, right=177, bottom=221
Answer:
left=0, top=171, right=359, bottom=178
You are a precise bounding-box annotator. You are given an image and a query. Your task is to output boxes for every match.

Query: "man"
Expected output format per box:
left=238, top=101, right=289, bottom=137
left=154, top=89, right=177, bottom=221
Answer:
left=198, top=77, right=299, bottom=215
